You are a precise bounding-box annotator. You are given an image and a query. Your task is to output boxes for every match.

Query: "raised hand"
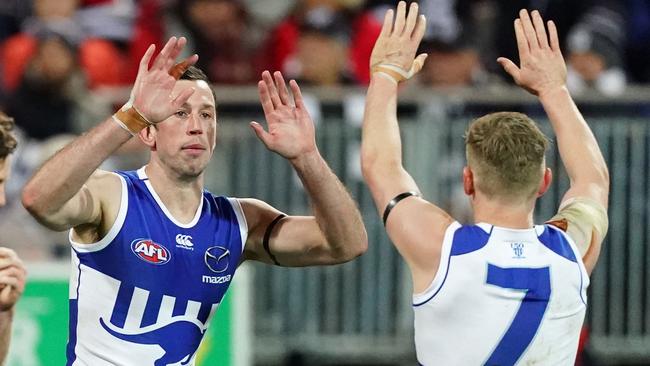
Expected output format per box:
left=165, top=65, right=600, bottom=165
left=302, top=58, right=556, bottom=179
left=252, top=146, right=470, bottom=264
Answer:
left=130, top=37, right=199, bottom=123
left=497, top=9, right=567, bottom=96
left=0, top=248, right=26, bottom=312
left=250, top=71, right=317, bottom=161
left=370, top=1, right=427, bottom=82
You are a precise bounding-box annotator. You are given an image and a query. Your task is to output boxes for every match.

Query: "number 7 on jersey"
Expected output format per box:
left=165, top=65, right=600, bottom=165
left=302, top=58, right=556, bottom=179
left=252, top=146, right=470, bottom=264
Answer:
left=484, top=264, right=551, bottom=366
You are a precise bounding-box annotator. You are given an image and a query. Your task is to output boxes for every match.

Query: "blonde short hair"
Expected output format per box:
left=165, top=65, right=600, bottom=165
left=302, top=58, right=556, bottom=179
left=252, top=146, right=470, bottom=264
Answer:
left=0, top=111, right=17, bottom=159
left=465, top=112, right=549, bottom=202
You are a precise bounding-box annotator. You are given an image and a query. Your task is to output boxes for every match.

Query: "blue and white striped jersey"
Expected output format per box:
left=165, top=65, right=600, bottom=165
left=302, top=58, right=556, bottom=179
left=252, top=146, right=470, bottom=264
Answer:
left=66, top=167, right=247, bottom=366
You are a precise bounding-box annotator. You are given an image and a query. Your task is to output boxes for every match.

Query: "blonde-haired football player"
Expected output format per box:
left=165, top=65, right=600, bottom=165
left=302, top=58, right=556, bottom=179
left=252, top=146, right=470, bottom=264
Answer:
left=361, top=3, right=608, bottom=365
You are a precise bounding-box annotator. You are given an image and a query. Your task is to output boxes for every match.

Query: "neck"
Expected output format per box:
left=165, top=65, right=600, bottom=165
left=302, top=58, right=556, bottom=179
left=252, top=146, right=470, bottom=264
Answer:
left=145, top=160, right=204, bottom=223
left=471, top=194, right=535, bottom=229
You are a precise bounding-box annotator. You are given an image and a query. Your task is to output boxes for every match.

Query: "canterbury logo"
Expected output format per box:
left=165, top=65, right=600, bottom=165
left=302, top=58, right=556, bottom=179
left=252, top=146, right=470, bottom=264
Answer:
left=176, top=234, right=194, bottom=247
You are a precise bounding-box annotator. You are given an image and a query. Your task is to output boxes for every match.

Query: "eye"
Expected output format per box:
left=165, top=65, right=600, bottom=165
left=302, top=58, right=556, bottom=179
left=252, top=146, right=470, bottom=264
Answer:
left=175, top=110, right=189, bottom=118
left=201, top=112, right=213, bottom=119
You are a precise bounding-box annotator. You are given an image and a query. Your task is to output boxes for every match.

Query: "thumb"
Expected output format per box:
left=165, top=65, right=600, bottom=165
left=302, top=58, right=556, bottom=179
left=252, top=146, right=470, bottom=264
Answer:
left=250, top=121, right=271, bottom=146
left=497, top=57, right=520, bottom=81
left=411, top=53, right=428, bottom=75
left=0, top=284, right=11, bottom=304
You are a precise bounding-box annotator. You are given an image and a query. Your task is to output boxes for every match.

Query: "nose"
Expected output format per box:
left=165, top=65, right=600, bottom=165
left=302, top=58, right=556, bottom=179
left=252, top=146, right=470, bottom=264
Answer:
left=187, top=113, right=203, bottom=135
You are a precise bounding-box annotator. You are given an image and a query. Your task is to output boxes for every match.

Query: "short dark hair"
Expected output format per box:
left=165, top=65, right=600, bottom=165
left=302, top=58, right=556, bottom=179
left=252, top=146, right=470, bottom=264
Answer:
left=180, top=65, right=208, bottom=82
left=0, top=111, right=17, bottom=159
left=180, top=66, right=217, bottom=106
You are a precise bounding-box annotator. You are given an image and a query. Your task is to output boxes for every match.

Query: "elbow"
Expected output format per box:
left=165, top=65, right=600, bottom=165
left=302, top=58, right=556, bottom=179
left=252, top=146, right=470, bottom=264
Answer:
left=332, top=232, right=369, bottom=263
left=360, top=150, right=400, bottom=183
left=21, top=184, right=47, bottom=219
left=351, top=233, right=369, bottom=259
left=600, top=165, right=610, bottom=190
left=590, top=163, right=610, bottom=192
left=360, top=149, right=378, bottom=180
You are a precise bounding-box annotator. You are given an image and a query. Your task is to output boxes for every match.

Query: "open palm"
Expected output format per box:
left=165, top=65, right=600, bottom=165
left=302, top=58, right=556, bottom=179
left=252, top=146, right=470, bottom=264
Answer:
left=130, top=37, right=199, bottom=123
left=250, top=71, right=317, bottom=161
left=497, top=10, right=567, bottom=97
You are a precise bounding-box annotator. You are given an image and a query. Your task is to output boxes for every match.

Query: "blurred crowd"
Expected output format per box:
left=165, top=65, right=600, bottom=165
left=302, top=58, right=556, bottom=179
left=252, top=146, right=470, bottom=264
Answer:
left=0, top=0, right=648, bottom=139
left=0, top=0, right=649, bottom=259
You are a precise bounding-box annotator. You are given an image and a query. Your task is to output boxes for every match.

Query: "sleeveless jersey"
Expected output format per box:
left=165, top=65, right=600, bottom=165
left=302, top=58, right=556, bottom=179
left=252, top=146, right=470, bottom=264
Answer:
left=413, top=222, right=589, bottom=366
left=66, top=167, right=248, bottom=366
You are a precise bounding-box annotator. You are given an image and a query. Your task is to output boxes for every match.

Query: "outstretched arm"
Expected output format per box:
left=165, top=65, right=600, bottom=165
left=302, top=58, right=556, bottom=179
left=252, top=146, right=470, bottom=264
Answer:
left=22, top=37, right=198, bottom=236
left=498, top=10, right=609, bottom=273
left=241, top=71, right=367, bottom=267
left=0, top=248, right=26, bottom=364
left=361, top=1, right=454, bottom=293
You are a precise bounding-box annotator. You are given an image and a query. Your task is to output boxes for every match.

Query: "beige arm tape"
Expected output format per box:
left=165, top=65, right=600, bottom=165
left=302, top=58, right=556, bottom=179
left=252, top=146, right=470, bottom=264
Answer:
left=546, top=197, right=609, bottom=256
left=113, top=60, right=192, bottom=135
left=112, top=105, right=152, bottom=135
left=371, top=58, right=425, bottom=84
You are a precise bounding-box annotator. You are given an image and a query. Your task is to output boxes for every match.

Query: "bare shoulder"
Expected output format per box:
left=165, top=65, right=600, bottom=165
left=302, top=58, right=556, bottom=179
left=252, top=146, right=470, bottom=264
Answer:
left=86, top=170, right=123, bottom=202
left=237, top=198, right=283, bottom=231
left=73, top=170, right=125, bottom=243
left=385, top=196, right=456, bottom=291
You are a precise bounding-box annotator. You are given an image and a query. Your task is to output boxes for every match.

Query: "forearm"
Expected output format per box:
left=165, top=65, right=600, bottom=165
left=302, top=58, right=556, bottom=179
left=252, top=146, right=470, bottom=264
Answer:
left=539, top=87, right=609, bottom=188
left=22, top=117, right=131, bottom=215
left=0, top=309, right=13, bottom=364
left=361, top=75, right=403, bottom=172
left=290, top=152, right=367, bottom=258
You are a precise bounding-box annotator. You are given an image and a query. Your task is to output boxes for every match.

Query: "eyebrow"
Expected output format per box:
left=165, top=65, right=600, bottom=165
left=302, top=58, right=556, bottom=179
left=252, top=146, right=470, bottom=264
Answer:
left=181, top=103, right=215, bottom=110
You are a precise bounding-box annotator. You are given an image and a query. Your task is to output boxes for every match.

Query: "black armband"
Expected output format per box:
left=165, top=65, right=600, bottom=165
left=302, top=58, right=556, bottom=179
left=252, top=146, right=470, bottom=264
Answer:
left=382, top=191, right=420, bottom=226
left=263, top=214, right=286, bottom=266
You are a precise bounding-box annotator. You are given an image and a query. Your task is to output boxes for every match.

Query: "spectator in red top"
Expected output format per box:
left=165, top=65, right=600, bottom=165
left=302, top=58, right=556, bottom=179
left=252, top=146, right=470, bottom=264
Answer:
left=1, top=0, right=164, bottom=91
left=264, top=0, right=382, bottom=85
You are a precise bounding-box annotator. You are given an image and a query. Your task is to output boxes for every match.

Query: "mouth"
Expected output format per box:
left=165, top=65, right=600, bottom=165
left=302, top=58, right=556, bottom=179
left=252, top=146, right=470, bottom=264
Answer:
left=181, top=143, right=207, bottom=154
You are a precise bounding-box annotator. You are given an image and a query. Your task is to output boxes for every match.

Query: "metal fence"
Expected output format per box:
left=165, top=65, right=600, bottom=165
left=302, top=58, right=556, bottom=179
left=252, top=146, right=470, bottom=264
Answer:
left=193, top=87, right=650, bottom=365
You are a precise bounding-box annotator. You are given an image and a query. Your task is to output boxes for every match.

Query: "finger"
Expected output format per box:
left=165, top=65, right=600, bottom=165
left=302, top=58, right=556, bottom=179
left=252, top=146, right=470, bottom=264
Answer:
left=497, top=57, right=521, bottom=81
left=249, top=121, right=271, bottom=146
left=273, top=71, right=291, bottom=106
left=412, top=53, right=428, bottom=74
left=393, top=1, right=407, bottom=37
left=0, top=260, right=21, bottom=271
left=519, top=9, right=539, bottom=51
left=547, top=20, right=561, bottom=53
left=153, top=37, right=177, bottom=70
left=514, top=19, right=530, bottom=59
left=258, top=80, right=275, bottom=116
left=531, top=10, right=549, bottom=49
left=171, top=87, right=196, bottom=109
left=167, top=36, right=187, bottom=62
left=169, top=54, right=199, bottom=79
left=403, top=2, right=419, bottom=38
left=136, top=44, right=156, bottom=84
left=262, top=71, right=282, bottom=109
left=0, top=248, right=18, bottom=260
left=0, top=283, right=11, bottom=301
left=0, top=276, right=18, bottom=289
left=289, top=80, right=306, bottom=111
left=380, top=9, right=394, bottom=37
left=412, top=14, right=427, bottom=43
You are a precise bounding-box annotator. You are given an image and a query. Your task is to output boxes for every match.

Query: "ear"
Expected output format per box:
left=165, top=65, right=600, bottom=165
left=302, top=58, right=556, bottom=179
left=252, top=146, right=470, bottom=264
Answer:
left=139, top=125, right=157, bottom=150
left=463, top=166, right=475, bottom=196
left=537, top=168, right=553, bottom=197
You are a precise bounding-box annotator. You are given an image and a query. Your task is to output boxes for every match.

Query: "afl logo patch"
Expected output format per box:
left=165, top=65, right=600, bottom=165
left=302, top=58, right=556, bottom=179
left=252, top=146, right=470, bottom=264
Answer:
left=131, top=239, right=171, bottom=265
